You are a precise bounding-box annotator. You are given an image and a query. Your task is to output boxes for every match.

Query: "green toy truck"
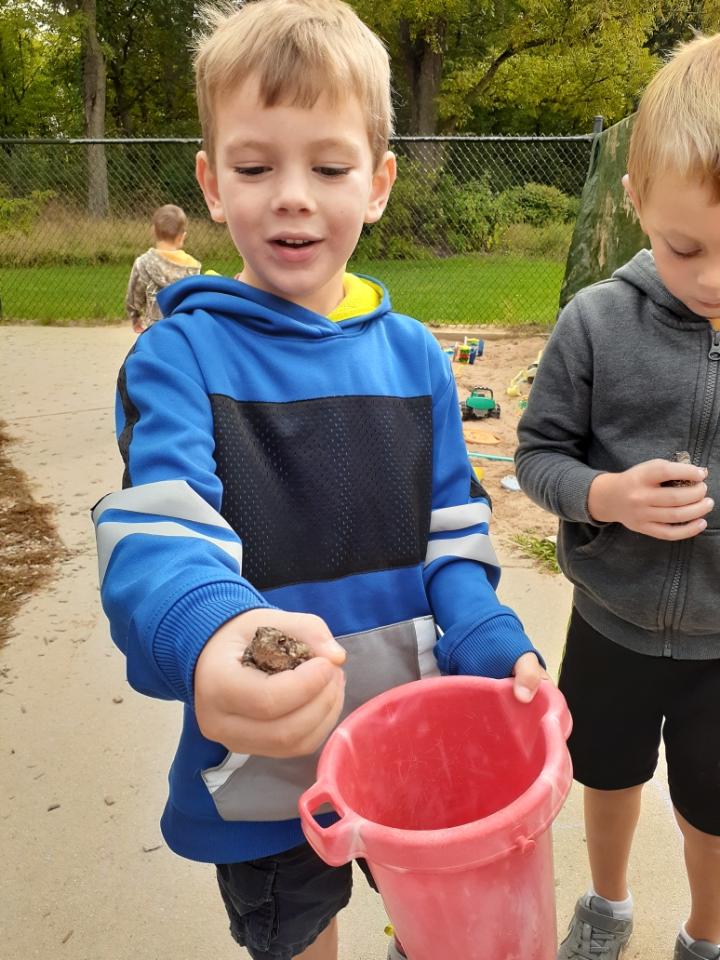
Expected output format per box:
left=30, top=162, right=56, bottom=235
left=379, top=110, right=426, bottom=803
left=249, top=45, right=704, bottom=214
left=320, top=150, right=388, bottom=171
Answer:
left=461, top=387, right=501, bottom=420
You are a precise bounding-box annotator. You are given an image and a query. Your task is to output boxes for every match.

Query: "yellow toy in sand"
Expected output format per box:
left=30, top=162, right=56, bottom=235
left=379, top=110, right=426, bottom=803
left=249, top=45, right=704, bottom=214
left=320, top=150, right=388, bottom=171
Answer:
left=506, top=349, right=542, bottom=397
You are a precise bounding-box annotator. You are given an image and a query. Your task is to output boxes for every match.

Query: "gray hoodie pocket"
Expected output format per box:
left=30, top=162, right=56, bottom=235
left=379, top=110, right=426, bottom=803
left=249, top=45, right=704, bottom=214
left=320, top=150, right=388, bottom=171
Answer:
left=202, top=615, right=439, bottom=821
left=675, top=530, right=720, bottom=635
left=564, top=525, right=671, bottom=631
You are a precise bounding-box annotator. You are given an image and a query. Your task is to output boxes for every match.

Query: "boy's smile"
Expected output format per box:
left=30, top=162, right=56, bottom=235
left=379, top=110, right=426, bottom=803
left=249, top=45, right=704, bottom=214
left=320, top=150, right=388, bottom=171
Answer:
left=625, top=172, right=720, bottom=317
left=196, top=78, right=395, bottom=316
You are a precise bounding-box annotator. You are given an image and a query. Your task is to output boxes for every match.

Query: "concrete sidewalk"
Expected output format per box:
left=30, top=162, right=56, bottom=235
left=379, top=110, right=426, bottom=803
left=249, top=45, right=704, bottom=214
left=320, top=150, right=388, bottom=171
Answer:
left=1, top=326, right=686, bottom=959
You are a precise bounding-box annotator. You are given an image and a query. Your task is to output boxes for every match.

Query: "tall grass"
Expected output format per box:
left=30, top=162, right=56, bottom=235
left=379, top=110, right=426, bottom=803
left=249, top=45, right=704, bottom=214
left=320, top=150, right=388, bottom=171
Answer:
left=0, top=208, right=236, bottom=268
left=0, top=212, right=570, bottom=326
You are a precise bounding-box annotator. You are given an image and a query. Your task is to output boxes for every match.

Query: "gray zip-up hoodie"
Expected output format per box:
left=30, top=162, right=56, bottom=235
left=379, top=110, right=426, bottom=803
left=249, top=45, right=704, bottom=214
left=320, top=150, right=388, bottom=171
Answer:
left=516, top=249, right=720, bottom=659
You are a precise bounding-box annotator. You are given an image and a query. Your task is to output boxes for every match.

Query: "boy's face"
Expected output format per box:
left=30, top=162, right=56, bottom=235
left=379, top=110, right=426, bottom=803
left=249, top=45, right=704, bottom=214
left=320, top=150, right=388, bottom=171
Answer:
left=625, top=171, right=720, bottom=317
left=196, top=78, right=396, bottom=316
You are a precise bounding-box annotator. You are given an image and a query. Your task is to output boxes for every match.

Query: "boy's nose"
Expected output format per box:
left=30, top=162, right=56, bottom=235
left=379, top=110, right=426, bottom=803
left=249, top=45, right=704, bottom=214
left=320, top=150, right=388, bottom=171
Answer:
left=697, top=261, right=720, bottom=297
left=271, top=174, right=316, bottom=215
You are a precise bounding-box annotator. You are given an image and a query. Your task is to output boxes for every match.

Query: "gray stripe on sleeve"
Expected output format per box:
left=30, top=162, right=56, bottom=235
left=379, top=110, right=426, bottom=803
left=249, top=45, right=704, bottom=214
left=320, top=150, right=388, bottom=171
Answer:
left=424, top=532, right=499, bottom=568
left=92, top=480, right=233, bottom=530
left=96, top=520, right=242, bottom=584
left=429, top=502, right=491, bottom=533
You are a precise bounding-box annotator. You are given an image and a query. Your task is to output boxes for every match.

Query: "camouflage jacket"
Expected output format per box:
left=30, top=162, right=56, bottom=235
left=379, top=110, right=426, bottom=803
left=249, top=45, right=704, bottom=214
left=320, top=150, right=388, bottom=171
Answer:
left=125, top=248, right=201, bottom=328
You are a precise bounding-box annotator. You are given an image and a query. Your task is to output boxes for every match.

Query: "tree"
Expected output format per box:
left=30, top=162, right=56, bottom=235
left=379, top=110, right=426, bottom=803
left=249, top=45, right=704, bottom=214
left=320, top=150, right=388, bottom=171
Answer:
left=79, top=0, right=109, bottom=215
left=98, top=0, right=197, bottom=136
left=646, top=0, right=720, bottom=58
left=352, top=0, right=660, bottom=135
left=0, top=2, right=80, bottom=137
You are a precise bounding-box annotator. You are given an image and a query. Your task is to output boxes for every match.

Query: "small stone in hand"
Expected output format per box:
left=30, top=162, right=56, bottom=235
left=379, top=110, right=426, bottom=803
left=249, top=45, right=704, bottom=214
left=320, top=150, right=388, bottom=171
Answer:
left=241, top=626, right=314, bottom=674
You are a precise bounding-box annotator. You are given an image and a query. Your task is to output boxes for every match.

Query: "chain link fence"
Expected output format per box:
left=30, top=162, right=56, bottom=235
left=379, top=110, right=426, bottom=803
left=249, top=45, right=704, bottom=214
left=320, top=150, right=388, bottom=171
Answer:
left=0, top=134, right=594, bottom=326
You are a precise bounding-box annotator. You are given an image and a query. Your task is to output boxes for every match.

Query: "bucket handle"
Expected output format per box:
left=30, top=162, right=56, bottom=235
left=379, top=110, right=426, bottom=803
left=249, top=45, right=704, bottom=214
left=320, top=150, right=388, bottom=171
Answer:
left=298, top=781, right=364, bottom=866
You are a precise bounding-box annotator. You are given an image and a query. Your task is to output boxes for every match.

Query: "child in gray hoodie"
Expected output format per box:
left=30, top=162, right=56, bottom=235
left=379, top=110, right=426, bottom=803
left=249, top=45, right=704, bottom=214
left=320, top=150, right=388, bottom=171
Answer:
left=516, top=32, right=720, bottom=960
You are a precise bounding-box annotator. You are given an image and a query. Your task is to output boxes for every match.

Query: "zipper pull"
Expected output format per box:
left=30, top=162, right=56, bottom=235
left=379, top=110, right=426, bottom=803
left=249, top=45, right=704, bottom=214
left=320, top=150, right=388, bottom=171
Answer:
left=709, top=329, right=720, bottom=361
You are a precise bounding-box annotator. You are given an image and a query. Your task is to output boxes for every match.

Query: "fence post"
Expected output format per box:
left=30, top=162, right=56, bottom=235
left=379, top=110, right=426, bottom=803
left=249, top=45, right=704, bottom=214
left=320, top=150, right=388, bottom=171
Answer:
left=592, top=115, right=604, bottom=135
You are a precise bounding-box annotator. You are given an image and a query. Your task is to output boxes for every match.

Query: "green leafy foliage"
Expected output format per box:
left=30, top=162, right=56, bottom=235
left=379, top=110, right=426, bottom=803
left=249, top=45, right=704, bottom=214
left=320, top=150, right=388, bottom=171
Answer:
left=496, top=183, right=579, bottom=227
left=512, top=534, right=560, bottom=574
left=357, top=166, right=576, bottom=260
left=0, top=188, right=55, bottom=232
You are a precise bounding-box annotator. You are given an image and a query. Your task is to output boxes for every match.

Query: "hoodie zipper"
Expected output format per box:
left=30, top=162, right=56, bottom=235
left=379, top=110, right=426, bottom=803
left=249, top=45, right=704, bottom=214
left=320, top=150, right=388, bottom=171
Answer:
left=661, top=326, right=720, bottom=651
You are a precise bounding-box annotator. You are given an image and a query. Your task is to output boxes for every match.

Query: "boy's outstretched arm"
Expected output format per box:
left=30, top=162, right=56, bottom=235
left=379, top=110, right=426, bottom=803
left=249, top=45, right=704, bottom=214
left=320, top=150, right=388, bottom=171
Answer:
left=423, top=362, right=547, bottom=701
left=94, top=322, right=345, bottom=755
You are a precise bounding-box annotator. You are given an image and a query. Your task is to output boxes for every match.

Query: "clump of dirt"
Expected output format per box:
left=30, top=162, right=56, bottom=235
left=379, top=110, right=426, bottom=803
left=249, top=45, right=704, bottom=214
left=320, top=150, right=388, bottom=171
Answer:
left=663, top=450, right=694, bottom=487
left=241, top=626, right=314, bottom=674
left=0, top=422, right=67, bottom=647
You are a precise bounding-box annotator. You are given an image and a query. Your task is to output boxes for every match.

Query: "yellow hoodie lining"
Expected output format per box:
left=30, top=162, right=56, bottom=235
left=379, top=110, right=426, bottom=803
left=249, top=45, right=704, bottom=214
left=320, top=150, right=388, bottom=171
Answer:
left=328, top=273, right=382, bottom=322
left=155, top=248, right=201, bottom=269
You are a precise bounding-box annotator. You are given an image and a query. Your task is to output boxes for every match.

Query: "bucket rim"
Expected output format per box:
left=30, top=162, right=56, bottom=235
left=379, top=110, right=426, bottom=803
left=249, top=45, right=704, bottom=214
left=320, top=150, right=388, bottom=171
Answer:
left=299, top=676, right=573, bottom=870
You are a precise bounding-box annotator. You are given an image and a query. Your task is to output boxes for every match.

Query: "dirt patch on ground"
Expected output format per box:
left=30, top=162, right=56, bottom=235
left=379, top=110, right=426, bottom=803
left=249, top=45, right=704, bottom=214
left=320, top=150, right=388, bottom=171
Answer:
left=438, top=332, right=559, bottom=561
left=0, top=422, right=67, bottom=647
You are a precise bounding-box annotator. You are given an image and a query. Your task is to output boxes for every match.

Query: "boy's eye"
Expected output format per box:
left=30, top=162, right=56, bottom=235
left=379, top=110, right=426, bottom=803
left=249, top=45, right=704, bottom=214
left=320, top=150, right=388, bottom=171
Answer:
left=668, top=243, right=700, bottom=259
left=234, top=166, right=269, bottom=177
left=316, top=166, right=350, bottom=177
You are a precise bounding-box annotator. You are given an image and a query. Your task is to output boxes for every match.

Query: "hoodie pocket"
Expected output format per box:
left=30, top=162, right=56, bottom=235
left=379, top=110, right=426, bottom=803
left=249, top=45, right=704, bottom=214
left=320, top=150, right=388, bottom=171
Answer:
left=564, top=525, right=672, bottom=631
left=675, top=529, right=720, bottom=635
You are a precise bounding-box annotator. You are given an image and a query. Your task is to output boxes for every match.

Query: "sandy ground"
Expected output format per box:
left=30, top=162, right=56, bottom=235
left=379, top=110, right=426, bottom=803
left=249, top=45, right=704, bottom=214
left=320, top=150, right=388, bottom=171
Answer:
left=0, top=324, right=690, bottom=960
left=436, top=331, right=557, bottom=553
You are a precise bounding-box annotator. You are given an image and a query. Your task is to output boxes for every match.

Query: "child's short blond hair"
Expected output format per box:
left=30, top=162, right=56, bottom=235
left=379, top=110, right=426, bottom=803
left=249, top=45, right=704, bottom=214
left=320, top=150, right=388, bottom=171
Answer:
left=628, top=33, right=720, bottom=206
left=194, top=0, right=393, bottom=168
left=152, top=204, right=188, bottom=242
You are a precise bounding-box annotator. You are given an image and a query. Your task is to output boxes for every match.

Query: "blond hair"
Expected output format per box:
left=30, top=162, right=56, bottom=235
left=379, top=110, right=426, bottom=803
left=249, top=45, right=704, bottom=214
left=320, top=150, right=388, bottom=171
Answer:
left=194, top=0, right=393, bottom=167
left=628, top=33, right=720, bottom=206
left=152, top=204, right=188, bottom=242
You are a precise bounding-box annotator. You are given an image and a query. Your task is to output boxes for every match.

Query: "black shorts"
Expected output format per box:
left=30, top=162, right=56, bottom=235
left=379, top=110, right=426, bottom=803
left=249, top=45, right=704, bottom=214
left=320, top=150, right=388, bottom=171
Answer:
left=216, top=842, right=377, bottom=960
left=558, top=608, right=720, bottom=836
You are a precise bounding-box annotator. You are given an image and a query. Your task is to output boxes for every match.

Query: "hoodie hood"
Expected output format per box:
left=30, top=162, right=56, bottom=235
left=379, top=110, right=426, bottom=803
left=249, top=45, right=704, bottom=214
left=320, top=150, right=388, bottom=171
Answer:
left=612, top=248, right=707, bottom=325
left=156, top=273, right=392, bottom=339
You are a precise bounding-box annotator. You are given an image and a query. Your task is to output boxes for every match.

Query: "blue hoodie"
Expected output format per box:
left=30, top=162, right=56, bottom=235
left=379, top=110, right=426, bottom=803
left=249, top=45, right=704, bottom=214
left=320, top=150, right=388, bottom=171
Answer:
left=93, top=274, right=537, bottom=863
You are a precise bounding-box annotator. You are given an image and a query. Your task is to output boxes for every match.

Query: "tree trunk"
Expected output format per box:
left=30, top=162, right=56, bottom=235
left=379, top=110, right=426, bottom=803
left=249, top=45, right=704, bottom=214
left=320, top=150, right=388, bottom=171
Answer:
left=398, top=18, right=446, bottom=169
left=82, top=0, right=109, bottom=217
left=399, top=18, right=445, bottom=136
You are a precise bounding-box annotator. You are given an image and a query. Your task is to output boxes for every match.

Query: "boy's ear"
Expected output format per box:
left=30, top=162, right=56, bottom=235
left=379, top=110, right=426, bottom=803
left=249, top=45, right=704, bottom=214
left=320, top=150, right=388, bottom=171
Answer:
left=196, top=150, right=226, bottom=224
left=365, top=151, right=397, bottom=224
left=622, top=174, right=643, bottom=225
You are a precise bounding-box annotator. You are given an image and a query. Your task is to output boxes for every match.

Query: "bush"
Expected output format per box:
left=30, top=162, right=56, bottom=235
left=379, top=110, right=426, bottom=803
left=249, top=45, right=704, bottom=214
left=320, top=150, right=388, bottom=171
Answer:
left=0, top=189, right=55, bottom=233
left=496, top=222, right=574, bottom=261
left=496, top=183, right=578, bottom=227
left=359, top=165, right=578, bottom=260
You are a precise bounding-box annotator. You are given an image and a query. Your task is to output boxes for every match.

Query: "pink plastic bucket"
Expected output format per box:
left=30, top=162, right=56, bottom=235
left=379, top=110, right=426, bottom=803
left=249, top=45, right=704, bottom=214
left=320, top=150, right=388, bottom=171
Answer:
left=299, top=676, right=572, bottom=959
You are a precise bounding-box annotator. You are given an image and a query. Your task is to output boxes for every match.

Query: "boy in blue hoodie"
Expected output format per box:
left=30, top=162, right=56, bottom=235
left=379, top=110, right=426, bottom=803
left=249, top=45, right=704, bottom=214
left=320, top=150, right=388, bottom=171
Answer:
left=93, top=2, right=546, bottom=958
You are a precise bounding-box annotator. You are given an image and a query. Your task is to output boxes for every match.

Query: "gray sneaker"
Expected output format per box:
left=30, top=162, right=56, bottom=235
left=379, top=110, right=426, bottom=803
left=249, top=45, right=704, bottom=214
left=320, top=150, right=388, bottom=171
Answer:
left=673, top=935, right=720, bottom=960
left=557, top=896, right=633, bottom=959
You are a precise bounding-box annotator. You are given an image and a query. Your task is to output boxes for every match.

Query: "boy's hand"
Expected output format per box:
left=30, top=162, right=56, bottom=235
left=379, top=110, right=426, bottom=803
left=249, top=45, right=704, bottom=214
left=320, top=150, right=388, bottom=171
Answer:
left=588, top=460, right=711, bottom=540
left=132, top=320, right=144, bottom=334
left=194, top=609, right=346, bottom=758
left=511, top=652, right=551, bottom=703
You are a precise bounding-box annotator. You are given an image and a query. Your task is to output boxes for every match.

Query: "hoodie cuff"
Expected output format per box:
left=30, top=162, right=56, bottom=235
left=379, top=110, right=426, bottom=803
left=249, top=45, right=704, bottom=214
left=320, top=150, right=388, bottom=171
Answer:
left=556, top=463, right=607, bottom=523
left=436, top=611, right=544, bottom=679
left=153, top=581, right=273, bottom=704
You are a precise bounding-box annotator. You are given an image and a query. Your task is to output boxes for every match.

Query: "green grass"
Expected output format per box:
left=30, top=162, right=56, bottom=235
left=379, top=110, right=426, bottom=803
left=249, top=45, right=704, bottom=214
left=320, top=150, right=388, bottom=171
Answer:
left=0, top=253, right=563, bottom=326
left=511, top=533, right=561, bottom=574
